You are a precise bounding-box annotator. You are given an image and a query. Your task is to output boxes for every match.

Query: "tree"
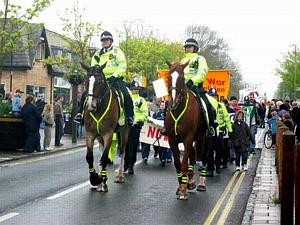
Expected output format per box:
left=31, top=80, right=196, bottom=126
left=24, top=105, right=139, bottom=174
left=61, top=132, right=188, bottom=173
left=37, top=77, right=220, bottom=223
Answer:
left=275, top=46, right=300, bottom=99
left=43, top=2, right=102, bottom=143
left=0, top=0, right=52, bottom=83
left=117, top=20, right=184, bottom=98
left=185, top=25, right=244, bottom=98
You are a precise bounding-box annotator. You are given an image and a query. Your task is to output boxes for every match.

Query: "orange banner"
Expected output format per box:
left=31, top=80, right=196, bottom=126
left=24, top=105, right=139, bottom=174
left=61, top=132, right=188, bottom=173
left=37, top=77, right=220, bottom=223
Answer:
left=203, top=70, right=230, bottom=100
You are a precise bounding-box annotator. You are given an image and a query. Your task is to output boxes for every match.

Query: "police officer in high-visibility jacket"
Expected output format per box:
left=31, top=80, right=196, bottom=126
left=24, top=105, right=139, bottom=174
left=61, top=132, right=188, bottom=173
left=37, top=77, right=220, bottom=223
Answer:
left=181, top=38, right=217, bottom=134
left=124, top=81, right=148, bottom=175
left=74, top=31, right=134, bottom=126
left=206, top=88, right=232, bottom=177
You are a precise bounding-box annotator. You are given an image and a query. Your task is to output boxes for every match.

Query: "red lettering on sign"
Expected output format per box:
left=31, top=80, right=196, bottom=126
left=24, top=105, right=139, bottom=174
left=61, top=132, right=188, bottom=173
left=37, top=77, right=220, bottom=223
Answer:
left=163, top=135, right=168, bottom=141
left=207, top=78, right=215, bottom=85
left=147, top=126, right=156, bottom=138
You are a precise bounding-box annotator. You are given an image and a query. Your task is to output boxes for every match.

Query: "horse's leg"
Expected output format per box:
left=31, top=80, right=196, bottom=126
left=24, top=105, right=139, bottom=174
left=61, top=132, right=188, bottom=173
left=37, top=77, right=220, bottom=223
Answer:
left=97, top=132, right=113, bottom=192
left=115, top=126, right=130, bottom=183
left=195, top=136, right=210, bottom=192
left=86, top=133, right=102, bottom=186
left=187, top=144, right=196, bottom=190
left=169, top=139, right=188, bottom=200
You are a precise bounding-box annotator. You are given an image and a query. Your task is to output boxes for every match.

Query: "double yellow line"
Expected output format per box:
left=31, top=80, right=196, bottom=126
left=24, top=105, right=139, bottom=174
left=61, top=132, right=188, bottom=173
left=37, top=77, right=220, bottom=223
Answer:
left=203, top=154, right=253, bottom=225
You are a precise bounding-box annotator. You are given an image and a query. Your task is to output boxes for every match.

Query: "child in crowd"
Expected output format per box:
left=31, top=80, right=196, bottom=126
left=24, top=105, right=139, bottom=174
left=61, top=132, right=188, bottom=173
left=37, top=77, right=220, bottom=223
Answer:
left=268, top=110, right=279, bottom=148
left=43, top=105, right=55, bottom=150
left=232, top=111, right=255, bottom=171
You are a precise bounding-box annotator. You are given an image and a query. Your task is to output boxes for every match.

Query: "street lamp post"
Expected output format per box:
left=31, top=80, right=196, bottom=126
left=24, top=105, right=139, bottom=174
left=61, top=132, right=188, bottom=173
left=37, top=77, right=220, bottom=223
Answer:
left=293, top=44, right=297, bottom=99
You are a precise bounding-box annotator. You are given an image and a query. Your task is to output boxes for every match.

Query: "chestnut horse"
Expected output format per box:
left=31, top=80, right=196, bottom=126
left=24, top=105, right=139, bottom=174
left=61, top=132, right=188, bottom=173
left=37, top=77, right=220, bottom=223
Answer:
left=165, top=61, right=214, bottom=200
left=81, top=64, right=130, bottom=192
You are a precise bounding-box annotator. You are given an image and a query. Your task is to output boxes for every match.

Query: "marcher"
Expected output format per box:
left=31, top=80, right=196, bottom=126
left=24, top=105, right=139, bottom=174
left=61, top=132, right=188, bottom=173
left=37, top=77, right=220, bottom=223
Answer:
left=74, top=31, right=134, bottom=126
left=54, top=95, right=64, bottom=147
left=12, top=89, right=24, bottom=116
left=43, top=104, right=55, bottom=151
left=247, top=92, right=260, bottom=154
left=229, top=96, right=241, bottom=112
left=124, top=81, right=148, bottom=174
left=4, top=92, right=13, bottom=103
left=21, top=95, right=43, bottom=153
left=267, top=110, right=278, bottom=148
left=232, top=111, right=255, bottom=171
left=152, top=101, right=170, bottom=167
left=206, top=88, right=232, bottom=177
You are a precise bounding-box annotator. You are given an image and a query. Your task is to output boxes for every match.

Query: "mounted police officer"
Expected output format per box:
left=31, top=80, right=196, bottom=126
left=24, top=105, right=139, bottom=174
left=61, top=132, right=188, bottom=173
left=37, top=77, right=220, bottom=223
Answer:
left=206, top=88, right=232, bottom=177
left=124, top=81, right=148, bottom=174
left=161, top=38, right=217, bottom=136
left=74, top=31, right=134, bottom=126
left=182, top=38, right=217, bottom=134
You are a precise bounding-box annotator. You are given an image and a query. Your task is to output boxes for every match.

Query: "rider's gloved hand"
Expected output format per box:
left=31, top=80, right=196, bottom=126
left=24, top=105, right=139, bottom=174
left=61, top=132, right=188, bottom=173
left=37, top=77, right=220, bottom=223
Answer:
left=107, top=76, right=116, bottom=83
left=186, top=80, right=193, bottom=89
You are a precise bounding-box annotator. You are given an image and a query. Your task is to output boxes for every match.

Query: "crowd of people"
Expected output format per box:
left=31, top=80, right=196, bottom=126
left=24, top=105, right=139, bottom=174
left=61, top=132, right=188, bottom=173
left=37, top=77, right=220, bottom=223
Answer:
left=1, top=30, right=299, bottom=180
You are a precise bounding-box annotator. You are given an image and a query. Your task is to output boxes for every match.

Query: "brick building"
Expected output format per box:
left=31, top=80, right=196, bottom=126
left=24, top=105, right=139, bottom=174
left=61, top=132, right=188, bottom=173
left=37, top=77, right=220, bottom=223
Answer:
left=0, top=25, right=79, bottom=107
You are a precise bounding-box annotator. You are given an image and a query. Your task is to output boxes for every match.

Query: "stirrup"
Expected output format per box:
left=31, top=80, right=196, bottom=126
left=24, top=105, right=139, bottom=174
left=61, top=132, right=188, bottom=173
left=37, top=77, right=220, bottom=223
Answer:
left=207, top=127, right=215, bottom=137
left=74, top=113, right=83, bottom=124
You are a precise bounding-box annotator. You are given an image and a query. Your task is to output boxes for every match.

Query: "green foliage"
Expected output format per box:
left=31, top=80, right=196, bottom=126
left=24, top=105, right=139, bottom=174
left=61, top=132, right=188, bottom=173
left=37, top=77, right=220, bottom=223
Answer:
left=0, top=0, right=52, bottom=69
left=42, top=2, right=102, bottom=81
left=275, top=46, right=300, bottom=99
left=0, top=101, right=12, bottom=115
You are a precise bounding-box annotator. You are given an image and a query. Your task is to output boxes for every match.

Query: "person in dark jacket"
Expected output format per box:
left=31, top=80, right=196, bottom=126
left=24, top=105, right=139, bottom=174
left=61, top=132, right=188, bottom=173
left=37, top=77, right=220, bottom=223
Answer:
left=232, top=110, right=255, bottom=171
left=21, top=95, right=43, bottom=153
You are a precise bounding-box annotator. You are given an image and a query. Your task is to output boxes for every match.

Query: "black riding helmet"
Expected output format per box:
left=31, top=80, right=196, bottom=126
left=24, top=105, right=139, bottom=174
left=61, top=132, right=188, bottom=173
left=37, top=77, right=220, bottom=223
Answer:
left=184, top=38, right=199, bottom=53
left=129, top=81, right=140, bottom=90
left=208, top=87, right=218, bottom=96
left=100, top=31, right=113, bottom=42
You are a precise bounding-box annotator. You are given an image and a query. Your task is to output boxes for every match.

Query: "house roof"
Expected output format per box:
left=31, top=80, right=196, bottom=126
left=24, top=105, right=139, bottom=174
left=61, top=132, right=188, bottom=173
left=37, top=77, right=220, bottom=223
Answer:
left=2, top=22, right=44, bottom=70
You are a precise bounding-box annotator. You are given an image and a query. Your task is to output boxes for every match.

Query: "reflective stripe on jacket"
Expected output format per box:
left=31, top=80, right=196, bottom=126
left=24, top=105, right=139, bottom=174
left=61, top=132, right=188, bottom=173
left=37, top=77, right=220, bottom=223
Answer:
left=91, top=46, right=126, bottom=79
left=132, top=94, right=148, bottom=124
left=180, top=53, right=208, bottom=85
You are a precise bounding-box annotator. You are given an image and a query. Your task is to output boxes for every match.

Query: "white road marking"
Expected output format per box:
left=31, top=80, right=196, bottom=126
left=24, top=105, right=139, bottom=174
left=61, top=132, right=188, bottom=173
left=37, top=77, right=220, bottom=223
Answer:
left=0, top=213, right=19, bottom=223
left=47, top=181, right=89, bottom=200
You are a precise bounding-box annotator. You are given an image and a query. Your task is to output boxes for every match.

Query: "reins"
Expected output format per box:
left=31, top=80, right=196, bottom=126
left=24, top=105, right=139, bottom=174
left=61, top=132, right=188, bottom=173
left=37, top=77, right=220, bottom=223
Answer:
left=170, top=92, right=189, bottom=136
left=89, top=89, right=113, bottom=135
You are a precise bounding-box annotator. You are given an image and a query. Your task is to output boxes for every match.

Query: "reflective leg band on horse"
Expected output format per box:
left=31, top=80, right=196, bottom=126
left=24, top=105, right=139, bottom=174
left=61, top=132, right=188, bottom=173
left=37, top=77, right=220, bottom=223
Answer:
left=89, top=168, right=96, bottom=173
left=177, top=172, right=183, bottom=183
left=101, top=169, right=107, bottom=182
left=199, top=168, right=207, bottom=176
left=181, top=175, right=188, bottom=184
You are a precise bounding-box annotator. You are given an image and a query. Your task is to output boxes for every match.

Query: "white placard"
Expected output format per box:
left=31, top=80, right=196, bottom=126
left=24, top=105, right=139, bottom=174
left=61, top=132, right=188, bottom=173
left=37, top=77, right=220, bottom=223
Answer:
left=153, top=78, right=168, bottom=98
left=140, top=120, right=184, bottom=150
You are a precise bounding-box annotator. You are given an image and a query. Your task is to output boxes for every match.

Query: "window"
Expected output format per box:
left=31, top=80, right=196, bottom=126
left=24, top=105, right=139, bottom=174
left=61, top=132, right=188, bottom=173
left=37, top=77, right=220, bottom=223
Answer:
left=54, top=76, right=70, bottom=89
left=26, top=85, right=46, bottom=100
left=52, top=48, right=63, bottom=57
left=35, top=42, right=45, bottom=60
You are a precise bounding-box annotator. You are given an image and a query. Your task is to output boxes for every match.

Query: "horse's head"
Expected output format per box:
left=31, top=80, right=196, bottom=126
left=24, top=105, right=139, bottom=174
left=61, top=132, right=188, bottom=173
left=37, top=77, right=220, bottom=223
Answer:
left=167, top=61, right=189, bottom=110
left=81, top=63, right=107, bottom=112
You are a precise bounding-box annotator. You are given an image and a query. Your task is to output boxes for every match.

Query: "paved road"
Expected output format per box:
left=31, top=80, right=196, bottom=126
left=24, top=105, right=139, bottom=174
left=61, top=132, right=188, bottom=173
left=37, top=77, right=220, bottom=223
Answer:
left=0, top=129, right=264, bottom=225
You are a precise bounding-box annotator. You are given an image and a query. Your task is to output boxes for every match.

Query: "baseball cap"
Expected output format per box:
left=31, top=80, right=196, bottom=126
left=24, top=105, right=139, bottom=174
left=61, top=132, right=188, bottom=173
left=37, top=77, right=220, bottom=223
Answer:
left=16, top=89, right=24, bottom=93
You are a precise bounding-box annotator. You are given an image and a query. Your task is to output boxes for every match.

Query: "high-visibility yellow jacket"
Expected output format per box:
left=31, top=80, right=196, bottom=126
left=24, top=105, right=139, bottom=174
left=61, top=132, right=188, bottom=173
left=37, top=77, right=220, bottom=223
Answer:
left=91, top=46, right=126, bottom=79
left=180, top=52, right=208, bottom=85
left=131, top=93, right=148, bottom=125
left=217, top=102, right=232, bottom=135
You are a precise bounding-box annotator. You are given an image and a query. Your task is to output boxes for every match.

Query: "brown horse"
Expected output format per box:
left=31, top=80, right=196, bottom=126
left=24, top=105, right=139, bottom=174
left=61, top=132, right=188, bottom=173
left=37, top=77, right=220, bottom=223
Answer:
left=81, top=63, right=130, bottom=192
left=165, top=61, right=213, bottom=200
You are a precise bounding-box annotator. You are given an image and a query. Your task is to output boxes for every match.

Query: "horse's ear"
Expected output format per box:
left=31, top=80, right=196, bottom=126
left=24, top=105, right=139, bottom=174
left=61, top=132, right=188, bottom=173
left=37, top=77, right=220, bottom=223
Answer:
left=181, top=60, right=189, bottom=70
left=80, top=62, right=90, bottom=72
left=165, top=59, right=172, bottom=68
left=100, top=62, right=107, bottom=71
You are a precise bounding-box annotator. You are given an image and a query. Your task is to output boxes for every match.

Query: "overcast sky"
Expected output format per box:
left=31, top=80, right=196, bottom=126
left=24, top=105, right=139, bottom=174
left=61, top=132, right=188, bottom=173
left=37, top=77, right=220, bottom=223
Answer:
left=4, top=0, right=300, bottom=98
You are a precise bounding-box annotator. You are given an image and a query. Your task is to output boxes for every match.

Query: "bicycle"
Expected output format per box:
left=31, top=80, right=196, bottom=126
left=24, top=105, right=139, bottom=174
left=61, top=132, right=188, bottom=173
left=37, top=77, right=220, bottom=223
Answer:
left=264, top=122, right=273, bottom=149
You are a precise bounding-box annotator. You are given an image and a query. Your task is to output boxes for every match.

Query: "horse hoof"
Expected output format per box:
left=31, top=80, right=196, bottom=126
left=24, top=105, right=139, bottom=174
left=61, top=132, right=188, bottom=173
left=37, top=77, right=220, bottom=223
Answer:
left=114, top=175, right=125, bottom=183
left=196, top=185, right=206, bottom=192
left=96, top=184, right=102, bottom=192
left=177, top=193, right=188, bottom=200
left=187, top=181, right=196, bottom=190
left=90, top=173, right=101, bottom=186
left=101, top=184, right=108, bottom=192
left=176, top=188, right=180, bottom=195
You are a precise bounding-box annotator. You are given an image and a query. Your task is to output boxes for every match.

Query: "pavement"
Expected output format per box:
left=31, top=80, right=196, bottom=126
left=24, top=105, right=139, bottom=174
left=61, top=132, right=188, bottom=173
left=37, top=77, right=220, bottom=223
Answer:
left=0, top=127, right=86, bottom=164
left=0, top=127, right=282, bottom=225
left=242, top=146, right=280, bottom=224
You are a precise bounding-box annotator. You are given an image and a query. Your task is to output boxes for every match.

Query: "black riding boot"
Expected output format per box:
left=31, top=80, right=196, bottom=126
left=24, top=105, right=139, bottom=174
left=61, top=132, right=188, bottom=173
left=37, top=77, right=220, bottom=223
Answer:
left=160, top=101, right=169, bottom=136
left=117, top=79, right=134, bottom=126
left=74, top=91, right=87, bottom=124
